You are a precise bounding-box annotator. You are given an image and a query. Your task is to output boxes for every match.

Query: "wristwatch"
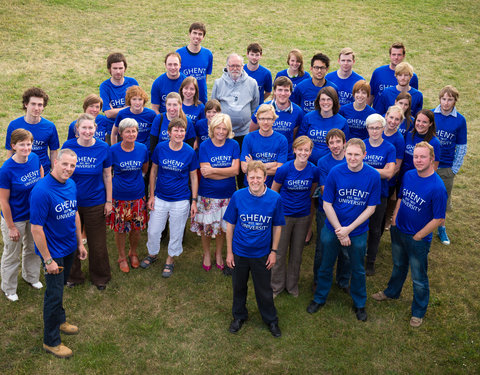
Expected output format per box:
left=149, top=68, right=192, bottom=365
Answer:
left=45, top=258, right=53, bottom=265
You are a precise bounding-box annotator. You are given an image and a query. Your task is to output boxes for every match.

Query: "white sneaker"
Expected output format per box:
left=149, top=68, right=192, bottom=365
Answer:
left=6, top=293, right=19, bottom=302
left=30, top=281, right=43, bottom=289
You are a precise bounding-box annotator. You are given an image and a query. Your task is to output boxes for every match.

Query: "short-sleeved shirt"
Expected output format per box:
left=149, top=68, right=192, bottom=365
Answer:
left=30, top=174, right=78, bottom=258
left=339, top=103, right=377, bottom=140
left=323, top=163, right=381, bottom=236
left=198, top=138, right=240, bottom=199
left=67, top=115, right=110, bottom=142
left=376, top=86, right=423, bottom=117
left=290, top=79, right=339, bottom=113
left=273, top=160, right=319, bottom=217
left=223, top=187, right=285, bottom=258
left=62, top=139, right=112, bottom=207
left=176, top=46, right=213, bottom=104
left=194, top=119, right=209, bottom=147
left=150, top=73, right=187, bottom=113
left=325, top=70, right=364, bottom=106
left=0, top=153, right=42, bottom=222
left=113, top=107, right=156, bottom=147
left=150, top=114, right=196, bottom=144
left=382, top=130, right=406, bottom=187
left=6, top=116, right=59, bottom=172
left=100, top=76, right=139, bottom=112
left=183, top=103, right=205, bottom=125
left=151, top=141, right=198, bottom=201
left=110, top=142, right=149, bottom=201
left=251, top=100, right=304, bottom=160
left=370, top=65, right=419, bottom=108
left=317, top=153, right=346, bottom=212
left=402, top=131, right=441, bottom=173
left=433, top=106, right=468, bottom=168
left=240, top=131, right=288, bottom=187
left=274, top=69, right=311, bottom=92
left=298, top=112, right=350, bottom=164
left=396, top=169, right=447, bottom=242
left=364, top=139, right=396, bottom=197
left=244, top=64, right=273, bottom=104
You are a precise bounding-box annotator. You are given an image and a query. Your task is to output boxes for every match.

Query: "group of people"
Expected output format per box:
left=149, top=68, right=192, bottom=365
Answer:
left=0, top=21, right=467, bottom=357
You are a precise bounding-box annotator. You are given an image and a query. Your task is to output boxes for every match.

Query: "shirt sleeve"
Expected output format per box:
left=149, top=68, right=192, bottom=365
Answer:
left=29, top=187, right=49, bottom=226
left=223, top=193, right=238, bottom=224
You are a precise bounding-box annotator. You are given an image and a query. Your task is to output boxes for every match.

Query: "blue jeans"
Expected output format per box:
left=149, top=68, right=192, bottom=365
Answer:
left=384, top=226, right=430, bottom=318
left=314, top=227, right=367, bottom=308
left=43, top=251, right=75, bottom=346
left=314, top=210, right=350, bottom=287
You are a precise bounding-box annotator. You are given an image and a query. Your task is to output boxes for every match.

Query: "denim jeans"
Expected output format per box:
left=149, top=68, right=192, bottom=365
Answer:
left=43, top=251, right=75, bottom=346
left=384, top=226, right=430, bottom=318
left=314, top=210, right=350, bottom=287
left=314, top=227, right=367, bottom=308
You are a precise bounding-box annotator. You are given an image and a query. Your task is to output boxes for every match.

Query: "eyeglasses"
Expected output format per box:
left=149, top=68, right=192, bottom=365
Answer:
left=258, top=118, right=274, bottom=122
left=312, top=66, right=327, bottom=71
left=368, top=127, right=384, bottom=131
left=228, top=64, right=242, bottom=69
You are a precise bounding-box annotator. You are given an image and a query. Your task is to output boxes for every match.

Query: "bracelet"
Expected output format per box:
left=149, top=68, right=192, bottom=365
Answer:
left=106, top=200, right=112, bottom=203
left=270, top=249, right=278, bottom=254
left=192, top=197, right=198, bottom=202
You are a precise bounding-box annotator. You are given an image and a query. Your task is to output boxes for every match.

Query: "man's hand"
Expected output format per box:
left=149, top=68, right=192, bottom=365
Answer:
left=266, top=252, right=276, bottom=270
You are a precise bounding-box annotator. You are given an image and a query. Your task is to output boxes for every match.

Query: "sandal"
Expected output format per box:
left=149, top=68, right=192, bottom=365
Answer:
left=162, top=263, right=174, bottom=278
left=118, top=258, right=129, bottom=273
left=129, top=253, right=140, bottom=269
left=140, top=255, right=157, bottom=269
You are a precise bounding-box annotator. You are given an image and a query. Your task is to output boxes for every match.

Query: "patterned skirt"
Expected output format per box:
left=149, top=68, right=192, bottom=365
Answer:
left=190, top=196, right=230, bottom=238
left=107, top=198, right=148, bottom=233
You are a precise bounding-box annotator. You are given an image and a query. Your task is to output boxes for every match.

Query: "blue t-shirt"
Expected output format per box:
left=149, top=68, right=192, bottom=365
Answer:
left=240, top=131, right=288, bottom=187
left=110, top=142, right=149, bottom=201
left=5, top=116, right=59, bottom=172
left=376, top=86, right=423, bottom=117
left=317, top=153, right=346, bottom=212
left=244, top=64, right=273, bottom=104
left=325, top=70, right=364, bottom=106
left=30, top=174, right=78, bottom=258
left=396, top=169, right=447, bottom=242
left=274, top=69, right=311, bottom=91
left=251, top=100, right=304, bottom=160
left=150, top=73, right=187, bottom=113
left=402, top=131, right=441, bottom=174
left=62, top=139, right=112, bottom=207
left=398, top=116, right=415, bottom=137
left=183, top=103, right=205, bottom=125
left=100, top=76, right=139, bottom=112
left=433, top=107, right=468, bottom=168
left=223, top=187, right=285, bottom=258
left=151, top=114, right=196, bottom=144
left=67, top=114, right=110, bottom=142
left=323, top=163, right=381, bottom=236
left=364, top=139, right=396, bottom=197
left=339, top=103, right=377, bottom=140
left=151, top=141, right=198, bottom=202
left=0, top=154, right=42, bottom=222
left=114, top=107, right=156, bottom=147
left=382, top=130, right=405, bottom=187
left=298, top=112, right=350, bottom=164
left=198, top=138, right=240, bottom=199
left=176, top=46, right=213, bottom=104
left=273, top=160, right=319, bottom=217
left=370, top=65, right=419, bottom=108
left=290, top=79, right=339, bottom=113
left=194, top=119, right=210, bottom=147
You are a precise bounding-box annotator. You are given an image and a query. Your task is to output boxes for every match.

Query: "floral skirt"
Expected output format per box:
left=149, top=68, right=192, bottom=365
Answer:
left=107, top=198, right=148, bottom=233
left=190, top=196, right=230, bottom=238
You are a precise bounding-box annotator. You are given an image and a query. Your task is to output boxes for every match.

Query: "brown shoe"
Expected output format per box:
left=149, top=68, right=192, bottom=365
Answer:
left=60, top=322, right=79, bottom=335
left=118, top=258, right=129, bottom=273
left=129, top=254, right=140, bottom=269
left=410, top=316, right=423, bottom=327
left=372, top=291, right=390, bottom=301
left=43, top=343, right=73, bottom=358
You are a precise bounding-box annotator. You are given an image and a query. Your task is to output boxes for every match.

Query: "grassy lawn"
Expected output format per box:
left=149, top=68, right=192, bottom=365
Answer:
left=1, top=0, right=479, bottom=373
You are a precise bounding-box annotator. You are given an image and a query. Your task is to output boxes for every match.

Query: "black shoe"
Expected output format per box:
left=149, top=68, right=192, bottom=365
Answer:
left=268, top=322, right=281, bottom=338
left=366, top=263, right=375, bottom=276
left=354, top=307, right=367, bottom=322
left=96, top=285, right=106, bottom=291
left=229, top=319, right=245, bottom=333
left=306, top=300, right=324, bottom=314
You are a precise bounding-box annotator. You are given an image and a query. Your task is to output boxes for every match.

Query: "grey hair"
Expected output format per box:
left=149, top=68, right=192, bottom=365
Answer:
left=365, top=113, right=386, bottom=128
left=118, top=118, right=139, bottom=135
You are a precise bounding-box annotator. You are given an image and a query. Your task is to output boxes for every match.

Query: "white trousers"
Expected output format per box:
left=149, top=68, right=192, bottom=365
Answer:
left=1, top=217, right=41, bottom=295
left=146, top=197, right=190, bottom=258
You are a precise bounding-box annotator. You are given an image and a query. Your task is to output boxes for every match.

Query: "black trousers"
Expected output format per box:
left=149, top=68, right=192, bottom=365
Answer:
left=232, top=253, right=278, bottom=325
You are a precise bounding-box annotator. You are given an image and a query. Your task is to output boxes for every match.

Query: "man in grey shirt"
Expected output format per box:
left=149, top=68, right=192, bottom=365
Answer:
left=212, top=53, right=259, bottom=188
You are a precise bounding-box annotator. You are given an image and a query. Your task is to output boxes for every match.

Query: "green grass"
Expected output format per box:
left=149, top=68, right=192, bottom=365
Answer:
left=1, top=0, right=480, bottom=374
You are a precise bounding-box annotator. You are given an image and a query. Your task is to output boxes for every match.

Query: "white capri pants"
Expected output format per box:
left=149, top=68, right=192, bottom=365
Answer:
left=146, top=197, right=190, bottom=258
left=1, top=218, right=41, bottom=295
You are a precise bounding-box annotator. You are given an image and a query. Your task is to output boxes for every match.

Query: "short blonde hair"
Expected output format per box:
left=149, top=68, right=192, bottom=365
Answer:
left=75, top=113, right=96, bottom=128
left=256, top=104, right=278, bottom=121
left=395, top=62, right=413, bottom=77
left=208, top=113, right=234, bottom=139
left=346, top=138, right=366, bottom=153
left=414, top=141, right=435, bottom=159
left=292, top=135, right=313, bottom=150
left=246, top=160, right=267, bottom=177
left=386, top=105, right=405, bottom=121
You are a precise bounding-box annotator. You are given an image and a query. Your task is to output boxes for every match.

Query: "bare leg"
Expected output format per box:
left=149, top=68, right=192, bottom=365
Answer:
left=115, top=232, right=127, bottom=260
left=215, top=233, right=225, bottom=267
left=128, top=230, right=140, bottom=256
